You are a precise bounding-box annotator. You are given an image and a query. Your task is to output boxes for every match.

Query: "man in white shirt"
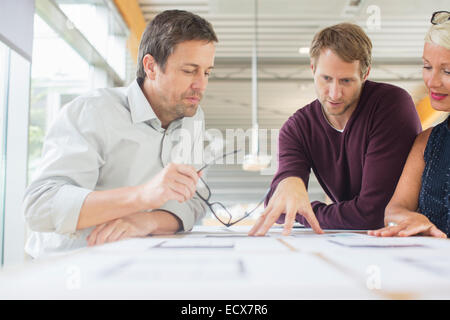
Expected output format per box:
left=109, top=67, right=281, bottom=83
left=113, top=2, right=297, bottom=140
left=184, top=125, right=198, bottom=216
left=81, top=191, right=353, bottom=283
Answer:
left=23, top=10, right=218, bottom=258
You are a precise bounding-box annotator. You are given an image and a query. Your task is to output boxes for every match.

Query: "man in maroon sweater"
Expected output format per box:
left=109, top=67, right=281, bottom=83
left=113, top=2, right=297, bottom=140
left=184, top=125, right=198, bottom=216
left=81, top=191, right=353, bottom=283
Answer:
left=249, top=23, right=422, bottom=236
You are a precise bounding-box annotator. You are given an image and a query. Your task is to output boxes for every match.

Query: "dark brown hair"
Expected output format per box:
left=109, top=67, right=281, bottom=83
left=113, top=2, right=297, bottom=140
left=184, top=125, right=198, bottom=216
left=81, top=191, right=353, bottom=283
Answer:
left=136, top=10, right=218, bottom=85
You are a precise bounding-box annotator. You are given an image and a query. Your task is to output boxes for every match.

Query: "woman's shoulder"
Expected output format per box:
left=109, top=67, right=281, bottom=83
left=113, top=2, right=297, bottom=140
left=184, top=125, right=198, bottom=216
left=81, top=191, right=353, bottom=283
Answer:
left=416, top=120, right=450, bottom=160
left=410, top=128, right=433, bottom=156
left=417, top=127, right=433, bottom=143
left=419, top=119, right=450, bottom=145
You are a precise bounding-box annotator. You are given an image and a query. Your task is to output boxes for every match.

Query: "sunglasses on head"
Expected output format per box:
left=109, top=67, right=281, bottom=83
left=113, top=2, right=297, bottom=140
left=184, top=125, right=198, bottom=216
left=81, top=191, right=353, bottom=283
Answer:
left=431, top=11, right=450, bottom=25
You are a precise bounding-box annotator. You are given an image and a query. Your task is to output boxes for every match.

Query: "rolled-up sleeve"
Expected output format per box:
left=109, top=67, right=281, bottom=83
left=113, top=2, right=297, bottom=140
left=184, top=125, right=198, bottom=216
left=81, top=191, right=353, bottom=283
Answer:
left=23, top=99, right=106, bottom=235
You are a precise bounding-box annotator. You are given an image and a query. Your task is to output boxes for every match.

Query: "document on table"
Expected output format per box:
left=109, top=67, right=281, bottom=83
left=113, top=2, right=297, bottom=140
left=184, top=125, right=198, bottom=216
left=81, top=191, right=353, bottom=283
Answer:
left=205, top=234, right=250, bottom=238
left=151, top=237, right=289, bottom=252
left=89, top=237, right=165, bottom=253
left=327, top=234, right=429, bottom=248
left=398, top=254, right=450, bottom=277
left=97, top=255, right=246, bottom=282
left=153, top=239, right=235, bottom=249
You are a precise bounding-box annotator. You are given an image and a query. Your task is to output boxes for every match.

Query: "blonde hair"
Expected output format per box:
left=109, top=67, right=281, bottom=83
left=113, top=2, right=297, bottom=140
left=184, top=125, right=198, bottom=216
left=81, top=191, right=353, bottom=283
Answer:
left=310, top=23, right=372, bottom=78
left=425, top=20, right=450, bottom=50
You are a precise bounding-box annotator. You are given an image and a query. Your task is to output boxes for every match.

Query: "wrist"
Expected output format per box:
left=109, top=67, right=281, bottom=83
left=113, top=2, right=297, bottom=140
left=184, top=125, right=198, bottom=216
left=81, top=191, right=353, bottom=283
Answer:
left=278, top=176, right=308, bottom=198
left=385, top=206, right=428, bottom=225
left=133, top=184, right=153, bottom=211
left=280, top=176, right=304, bottom=186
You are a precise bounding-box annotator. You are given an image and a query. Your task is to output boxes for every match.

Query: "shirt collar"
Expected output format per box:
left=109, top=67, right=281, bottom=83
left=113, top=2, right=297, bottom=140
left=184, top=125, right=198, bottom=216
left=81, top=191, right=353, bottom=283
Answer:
left=127, top=79, right=159, bottom=124
left=126, top=78, right=197, bottom=132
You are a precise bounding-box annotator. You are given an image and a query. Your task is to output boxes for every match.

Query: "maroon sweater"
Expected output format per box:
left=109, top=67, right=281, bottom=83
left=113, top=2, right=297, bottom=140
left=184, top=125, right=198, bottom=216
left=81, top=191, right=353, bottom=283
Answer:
left=268, top=80, right=422, bottom=229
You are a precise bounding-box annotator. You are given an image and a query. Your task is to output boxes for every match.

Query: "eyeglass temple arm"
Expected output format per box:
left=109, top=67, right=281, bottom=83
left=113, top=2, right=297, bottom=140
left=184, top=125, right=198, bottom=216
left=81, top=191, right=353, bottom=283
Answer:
left=196, top=149, right=241, bottom=173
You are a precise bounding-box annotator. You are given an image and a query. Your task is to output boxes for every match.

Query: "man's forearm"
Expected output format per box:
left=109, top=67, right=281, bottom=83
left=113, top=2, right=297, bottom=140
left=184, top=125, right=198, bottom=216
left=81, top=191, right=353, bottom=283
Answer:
left=148, top=210, right=182, bottom=234
left=76, top=185, right=146, bottom=230
left=304, top=198, right=385, bottom=229
left=86, top=210, right=182, bottom=246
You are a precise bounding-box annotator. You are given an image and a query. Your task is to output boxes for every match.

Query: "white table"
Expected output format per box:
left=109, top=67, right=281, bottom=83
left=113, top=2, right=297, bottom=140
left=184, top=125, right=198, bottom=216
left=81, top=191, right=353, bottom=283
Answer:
left=1, top=225, right=450, bottom=299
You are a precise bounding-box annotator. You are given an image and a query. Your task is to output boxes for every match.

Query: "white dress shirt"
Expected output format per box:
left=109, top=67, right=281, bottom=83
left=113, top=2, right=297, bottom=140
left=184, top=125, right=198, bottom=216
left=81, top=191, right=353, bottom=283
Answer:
left=23, top=79, right=208, bottom=258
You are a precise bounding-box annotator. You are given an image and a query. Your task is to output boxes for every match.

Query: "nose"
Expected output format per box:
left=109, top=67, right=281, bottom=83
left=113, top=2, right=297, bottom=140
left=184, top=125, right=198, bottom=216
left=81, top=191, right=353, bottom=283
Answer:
left=426, top=69, right=442, bottom=89
left=191, top=73, right=208, bottom=92
left=328, top=81, right=342, bottom=101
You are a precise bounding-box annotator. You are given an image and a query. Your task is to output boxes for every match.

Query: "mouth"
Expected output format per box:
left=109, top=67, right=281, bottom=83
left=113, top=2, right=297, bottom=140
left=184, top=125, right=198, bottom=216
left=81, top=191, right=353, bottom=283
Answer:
left=327, top=100, right=344, bottom=107
left=184, top=96, right=201, bottom=104
left=430, top=91, right=448, bottom=101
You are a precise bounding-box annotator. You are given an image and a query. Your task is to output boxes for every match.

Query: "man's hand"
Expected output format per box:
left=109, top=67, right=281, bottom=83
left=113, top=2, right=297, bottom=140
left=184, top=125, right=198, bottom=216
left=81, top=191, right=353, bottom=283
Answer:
left=86, top=210, right=181, bottom=246
left=138, top=163, right=201, bottom=209
left=368, top=212, right=447, bottom=238
left=248, top=177, right=323, bottom=236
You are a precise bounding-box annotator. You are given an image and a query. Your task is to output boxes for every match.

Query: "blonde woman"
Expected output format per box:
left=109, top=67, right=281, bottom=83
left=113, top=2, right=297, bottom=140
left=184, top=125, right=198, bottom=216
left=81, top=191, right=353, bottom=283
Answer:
left=369, top=11, right=450, bottom=238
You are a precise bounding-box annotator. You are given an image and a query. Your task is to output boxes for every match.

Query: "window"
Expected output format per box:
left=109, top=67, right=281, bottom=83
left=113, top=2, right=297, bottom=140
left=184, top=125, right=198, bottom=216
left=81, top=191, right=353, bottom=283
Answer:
left=28, top=2, right=129, bottom=181
left=0, top=41, right=9, bottom=264
left=57, top=1, right=128, bottom=80
left=28, top=14, right=93, bottom=180
left=0, top=40, right=31, bottom=266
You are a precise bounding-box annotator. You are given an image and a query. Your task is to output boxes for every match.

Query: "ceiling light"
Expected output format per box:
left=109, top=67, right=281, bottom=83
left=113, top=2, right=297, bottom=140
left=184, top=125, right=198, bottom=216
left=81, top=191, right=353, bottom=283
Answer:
left=298, top=47, right=310, bottom=55
left=243, top=153, right=271, bottom=171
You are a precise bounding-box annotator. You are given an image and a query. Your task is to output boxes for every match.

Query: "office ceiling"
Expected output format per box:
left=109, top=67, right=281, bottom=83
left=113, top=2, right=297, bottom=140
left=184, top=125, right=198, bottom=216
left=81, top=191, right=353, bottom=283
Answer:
left=138, top=0, right=447, bottom=61
left=136, top=0, right=446, bottom=127
left=136, top=0, right=447, bottom=208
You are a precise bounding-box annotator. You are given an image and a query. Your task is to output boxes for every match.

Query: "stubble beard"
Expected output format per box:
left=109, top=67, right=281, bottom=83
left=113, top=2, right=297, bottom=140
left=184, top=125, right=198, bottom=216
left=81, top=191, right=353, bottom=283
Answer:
left=322, top=101, right=353, bottom=117
left=171, top=101, right=199, bottom=120
left=319, top=88, right=361, bottom=118
left=175, top=91, right=202, bottom=118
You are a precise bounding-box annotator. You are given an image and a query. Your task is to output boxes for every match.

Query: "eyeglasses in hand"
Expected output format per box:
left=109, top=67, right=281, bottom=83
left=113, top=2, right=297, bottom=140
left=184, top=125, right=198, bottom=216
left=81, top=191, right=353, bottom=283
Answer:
left=196, top=150, right=267, bottom=227
left=159, top=132, right=267, bottom=227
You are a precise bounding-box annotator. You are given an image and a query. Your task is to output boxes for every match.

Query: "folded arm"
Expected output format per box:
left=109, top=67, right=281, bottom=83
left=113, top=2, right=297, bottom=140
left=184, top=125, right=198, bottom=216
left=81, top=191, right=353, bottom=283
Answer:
left=24, top=103, right=206, bottom=238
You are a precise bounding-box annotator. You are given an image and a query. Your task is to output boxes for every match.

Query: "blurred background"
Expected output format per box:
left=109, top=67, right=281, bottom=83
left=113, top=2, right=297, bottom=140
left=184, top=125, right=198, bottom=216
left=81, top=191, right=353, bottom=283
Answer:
left=0, top=0, right=448, bottom=265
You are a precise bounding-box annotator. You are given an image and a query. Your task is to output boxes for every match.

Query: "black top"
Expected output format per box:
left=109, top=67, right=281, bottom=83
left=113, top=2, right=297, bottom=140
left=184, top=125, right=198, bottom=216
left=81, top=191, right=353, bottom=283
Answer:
left=418, top=116, right=450, bottom=236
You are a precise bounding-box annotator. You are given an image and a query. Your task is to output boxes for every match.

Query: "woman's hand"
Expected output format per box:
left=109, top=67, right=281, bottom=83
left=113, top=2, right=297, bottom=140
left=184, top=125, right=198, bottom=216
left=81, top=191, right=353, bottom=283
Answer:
left=368, top=212, right=447, bottom=238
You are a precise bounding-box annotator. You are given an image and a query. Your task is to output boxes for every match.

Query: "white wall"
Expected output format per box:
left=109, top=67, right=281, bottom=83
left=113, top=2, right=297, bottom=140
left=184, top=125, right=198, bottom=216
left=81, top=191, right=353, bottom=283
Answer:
left=0, top=0, right=35, bottom=60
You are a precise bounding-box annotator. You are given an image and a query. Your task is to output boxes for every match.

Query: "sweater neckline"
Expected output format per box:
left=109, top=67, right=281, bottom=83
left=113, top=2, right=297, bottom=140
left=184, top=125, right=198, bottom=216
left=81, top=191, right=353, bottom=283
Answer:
left=320, top=106, right=345, bottom=133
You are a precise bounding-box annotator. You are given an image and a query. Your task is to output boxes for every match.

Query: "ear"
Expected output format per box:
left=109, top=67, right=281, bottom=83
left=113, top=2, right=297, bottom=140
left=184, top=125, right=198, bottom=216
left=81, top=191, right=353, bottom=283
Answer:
left=310, top=60, right=316, bottom=75
left=362, top=66, right=371, bottom=81
left=142, top=54, right=157, bottom=80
